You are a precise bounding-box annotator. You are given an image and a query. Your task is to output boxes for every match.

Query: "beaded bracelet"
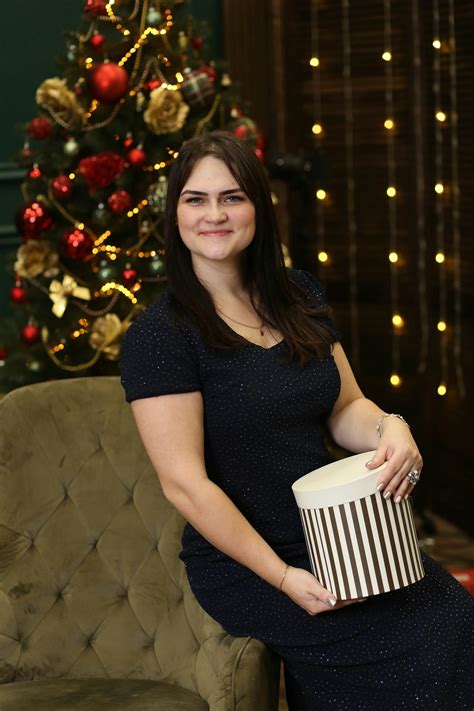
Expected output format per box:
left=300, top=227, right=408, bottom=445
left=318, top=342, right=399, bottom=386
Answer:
left=376, top=412, right=410, bottom=439
left=278, top=563, right=291, bottom=592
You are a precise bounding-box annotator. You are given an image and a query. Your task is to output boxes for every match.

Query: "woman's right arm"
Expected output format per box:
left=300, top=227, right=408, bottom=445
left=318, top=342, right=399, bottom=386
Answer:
left=131, top=390, right=358, bottom=615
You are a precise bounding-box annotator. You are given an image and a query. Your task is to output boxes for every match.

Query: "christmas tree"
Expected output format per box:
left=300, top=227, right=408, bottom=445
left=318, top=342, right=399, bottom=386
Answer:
left=1, top=0, right=264, bottom=391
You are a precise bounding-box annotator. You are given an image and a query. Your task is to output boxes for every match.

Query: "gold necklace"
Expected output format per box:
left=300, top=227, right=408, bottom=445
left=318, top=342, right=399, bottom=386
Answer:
left=218, top=310, right=266, bottom=336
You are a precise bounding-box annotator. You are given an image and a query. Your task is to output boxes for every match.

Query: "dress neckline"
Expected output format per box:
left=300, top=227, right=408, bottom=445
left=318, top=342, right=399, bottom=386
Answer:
left=216, top=314, right=285, bottom=351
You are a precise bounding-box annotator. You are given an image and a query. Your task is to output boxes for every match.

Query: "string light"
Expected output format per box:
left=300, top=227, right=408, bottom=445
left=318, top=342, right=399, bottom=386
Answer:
left=316, top=189, right=327, bottom=200
left=392, top=314, right=404, bottom=328
left=318, top=251, right=329, bottom=263
left=386, top=186, right=397, bottom=197
left=437, top=384, right=447, bottom=396
left=389, top=251, right=399, bottom=263
left=437, top=321, right=447, bottom=332
left=432, top=39, right=441, bottom=49
left=312, top=123, right=323, bottom=135
left=435, top=251, right=445, bottom=263
left=100, top=282, right=138, bottom=304
left=382, top=51, right=392, bottom=61
left=434, top=182, right=444, bottom=193
left=390, top=374, right=401, bottom=387
left=310, top=56, right=320, bottom=67
left=384, top=119, right=395, bottom=129
left=436, top=111, right=447, bottom=122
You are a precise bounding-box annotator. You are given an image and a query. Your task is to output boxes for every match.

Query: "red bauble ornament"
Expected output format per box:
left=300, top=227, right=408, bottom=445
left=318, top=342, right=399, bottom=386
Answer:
left=84, top=0, right=107, bottom=15
left=146, top=79, right=162, bottom=91
left=10, top=285, right=27, bottom=304
left=127, top=147, right=146, bottom=168
left=122, top=267, right=138, bottom=285
left=123, top=136, right=134, bottom=149
left=0, top=346, right=7, bottom=360
left=78, top=151, right=125, bottom=191
left=254, top=147, right=264, bottom=163
left=233, top=125, right=248, bottom=139
left=190, top=37, right=204, bottom=50
left=197, top=65, right=217, bottom=83
left=89, top=63, right=129, bottom=104
left=16, top=200, right=54, bottom=239
left=29, top=165, right=42, bottom=179
left=90, top=33, right=106, bottom=50
left=108, top=190, right=133, bottom=214
left=22, top=324, right=41, bottom=345
left=28, top=116, right=52, bottom=140
left=52, top=175, right=74, bottom=200
left=61, top=228, right=94, bottom=261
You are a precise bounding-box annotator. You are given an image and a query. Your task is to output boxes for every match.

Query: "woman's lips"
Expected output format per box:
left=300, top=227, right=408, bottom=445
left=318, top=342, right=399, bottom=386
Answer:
left=200, top=230, right=232, bottom=236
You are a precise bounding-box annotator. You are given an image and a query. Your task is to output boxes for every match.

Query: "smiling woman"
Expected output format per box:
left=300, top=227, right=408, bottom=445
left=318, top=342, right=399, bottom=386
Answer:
left=120, top=131, right=473, bottom=711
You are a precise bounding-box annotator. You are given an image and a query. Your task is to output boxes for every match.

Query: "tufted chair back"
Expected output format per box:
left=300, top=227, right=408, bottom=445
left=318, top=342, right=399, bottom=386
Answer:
left=0, top=377, right=279, bottom=710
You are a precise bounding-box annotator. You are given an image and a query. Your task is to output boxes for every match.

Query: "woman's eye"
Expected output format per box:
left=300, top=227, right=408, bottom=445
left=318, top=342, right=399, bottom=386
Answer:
left=224, top=195, right=243, bottom=203
left=186, top=197, right=204, bottom=204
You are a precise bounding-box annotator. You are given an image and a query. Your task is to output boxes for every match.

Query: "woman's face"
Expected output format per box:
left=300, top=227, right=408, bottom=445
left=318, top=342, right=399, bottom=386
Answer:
left=176, top=155, right=256, bottom=272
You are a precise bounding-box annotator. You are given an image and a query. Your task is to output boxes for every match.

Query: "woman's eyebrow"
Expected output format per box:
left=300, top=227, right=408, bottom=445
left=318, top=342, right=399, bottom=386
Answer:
left=180, top=187, right=243, bottom=197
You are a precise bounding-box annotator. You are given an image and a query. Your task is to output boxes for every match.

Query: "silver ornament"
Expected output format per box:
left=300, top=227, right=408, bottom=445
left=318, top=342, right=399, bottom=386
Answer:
left=147, top=175, right=168, bottom=214
left=149, top=256, right=165, bottom=275
left=93, top=202, right=108, bottom=225
left=147, top=8, right=162, bottom=25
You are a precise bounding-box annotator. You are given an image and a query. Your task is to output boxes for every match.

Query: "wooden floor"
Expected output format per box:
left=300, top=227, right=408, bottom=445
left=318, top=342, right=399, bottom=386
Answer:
left=277, top=512, right=474, bottom=710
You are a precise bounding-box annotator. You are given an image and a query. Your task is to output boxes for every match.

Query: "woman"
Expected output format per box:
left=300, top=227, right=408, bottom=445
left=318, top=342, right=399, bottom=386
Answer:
left=121, top=131, right=473, bottom=709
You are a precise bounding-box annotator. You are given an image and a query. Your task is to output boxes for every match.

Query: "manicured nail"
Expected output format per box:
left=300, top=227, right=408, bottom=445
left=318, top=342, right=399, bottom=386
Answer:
left=365, top=460, right=373, bottom=467
left=394, top=495, right=401, bottom=504
left=383, top=490, right=392, bottom=499
left=327, top=596, right=337, bottom=607
left=377, top=482, right=385, bottom=492
left=358, top=598, right=368, bottom=603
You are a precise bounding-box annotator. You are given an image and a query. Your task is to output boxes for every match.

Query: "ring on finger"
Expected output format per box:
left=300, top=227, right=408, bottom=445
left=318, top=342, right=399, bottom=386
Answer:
left=406, top=468, right=421, bottom=486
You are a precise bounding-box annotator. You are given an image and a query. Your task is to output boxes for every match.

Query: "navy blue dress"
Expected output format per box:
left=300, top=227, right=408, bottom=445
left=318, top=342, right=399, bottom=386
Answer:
left=121, top=269, right=473, bottom=710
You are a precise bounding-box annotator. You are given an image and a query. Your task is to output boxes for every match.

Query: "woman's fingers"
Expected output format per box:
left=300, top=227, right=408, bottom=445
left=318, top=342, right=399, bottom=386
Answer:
left=376, top=457, right=423, bottom=502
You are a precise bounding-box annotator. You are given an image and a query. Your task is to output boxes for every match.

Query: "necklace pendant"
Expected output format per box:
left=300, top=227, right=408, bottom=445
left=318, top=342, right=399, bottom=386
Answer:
left=260, top=328, right=264, bottom=336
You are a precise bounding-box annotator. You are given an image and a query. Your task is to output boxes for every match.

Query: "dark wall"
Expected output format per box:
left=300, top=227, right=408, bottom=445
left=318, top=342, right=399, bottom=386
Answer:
left=0, top=0, right=222, bottom=317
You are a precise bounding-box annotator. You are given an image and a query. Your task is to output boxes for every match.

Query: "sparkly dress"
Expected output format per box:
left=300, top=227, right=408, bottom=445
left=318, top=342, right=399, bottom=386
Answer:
left=121, top=269, right=473, bottom=710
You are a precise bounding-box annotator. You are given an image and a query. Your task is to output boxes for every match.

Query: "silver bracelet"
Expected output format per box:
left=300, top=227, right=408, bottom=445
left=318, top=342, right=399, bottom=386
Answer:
left=376, top=413, right=410, bottom=439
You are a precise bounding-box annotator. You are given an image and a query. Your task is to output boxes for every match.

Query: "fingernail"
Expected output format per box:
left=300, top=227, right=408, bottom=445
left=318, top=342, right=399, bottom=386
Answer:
left=365, top=460, right=373, bottom=467
left=327, top=596, right=337, bottom=607
left=358, top=598, right=368, bottom=603
left=377, top=482, right=385, bottom=492
left=394, top=495, right=401, bottom=504
left=383, top=490, right=392, bottom=499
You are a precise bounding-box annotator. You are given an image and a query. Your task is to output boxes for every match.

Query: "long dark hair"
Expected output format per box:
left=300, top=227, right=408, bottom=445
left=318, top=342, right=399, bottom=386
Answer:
left=164, top=130, right=335, bottom=364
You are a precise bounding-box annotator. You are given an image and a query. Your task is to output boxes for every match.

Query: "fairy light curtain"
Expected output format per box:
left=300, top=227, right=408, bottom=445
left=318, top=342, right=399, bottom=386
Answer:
left=307, top=0, right=466, bottom=399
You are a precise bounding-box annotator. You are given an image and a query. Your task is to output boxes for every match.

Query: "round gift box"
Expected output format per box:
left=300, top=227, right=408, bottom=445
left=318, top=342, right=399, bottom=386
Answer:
left=292, top=451, right=425, bottom=600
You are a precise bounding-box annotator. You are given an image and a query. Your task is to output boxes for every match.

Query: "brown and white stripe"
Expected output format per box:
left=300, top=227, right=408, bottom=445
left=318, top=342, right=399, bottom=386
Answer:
left=299, top=492, right=425, bottom=599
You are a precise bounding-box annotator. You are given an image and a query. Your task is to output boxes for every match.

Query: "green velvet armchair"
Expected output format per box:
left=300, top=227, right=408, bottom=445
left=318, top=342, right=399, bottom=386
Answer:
left=0, top=377, right=280, bottom=710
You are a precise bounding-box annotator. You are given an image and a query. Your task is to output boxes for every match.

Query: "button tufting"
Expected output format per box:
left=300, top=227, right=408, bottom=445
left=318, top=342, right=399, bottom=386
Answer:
left=86, top=636, right=94, bottom=646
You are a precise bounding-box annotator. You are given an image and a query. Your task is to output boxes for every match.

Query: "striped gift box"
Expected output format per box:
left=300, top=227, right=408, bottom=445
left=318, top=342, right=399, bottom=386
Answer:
left=292, top=451, right=425, bottom=599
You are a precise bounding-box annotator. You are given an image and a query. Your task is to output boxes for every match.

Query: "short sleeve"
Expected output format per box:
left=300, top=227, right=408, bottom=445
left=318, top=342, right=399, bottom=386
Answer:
left=120, top=296, right=201, bottom=403
left=291, top=269, right=343, bottom=343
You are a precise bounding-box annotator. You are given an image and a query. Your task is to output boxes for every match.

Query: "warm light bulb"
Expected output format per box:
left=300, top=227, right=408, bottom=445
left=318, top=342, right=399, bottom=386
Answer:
left=435, top=252, right=445, bottom=263
left=384, top=119, right=395, bottom=130
left=310, top=57, right=320, bottom=67
left=382, top=51, right=392, bottom=61
left=435, top=183, right=444, bottom=194
left=437, top=384, right=447, bottom=396
left=436, top=111, right=447, bottom=122
left=437, top=321, right=447, bottom=332
left=387, top=186, right=397, bottom=198
left=318, top=251, right=328, bottom=263
left=316, top=189, right=327, bottom=200
left=392, top=314, right=404, bottom=328
left=312, top=123, right=323, bottom=135
left=432, top=39, right=441, bottom=49
left=390, top=374, right=401, bottom=387
left=389, top=251, right=399, bottom=263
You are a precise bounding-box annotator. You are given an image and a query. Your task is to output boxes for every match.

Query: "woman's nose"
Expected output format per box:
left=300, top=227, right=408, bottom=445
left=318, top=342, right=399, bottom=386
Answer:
left=204, top=201, right=226, bottom=223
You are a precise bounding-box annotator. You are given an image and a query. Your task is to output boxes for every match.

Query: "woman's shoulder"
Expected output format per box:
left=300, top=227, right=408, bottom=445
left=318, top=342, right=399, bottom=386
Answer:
left=286, top=267, right=327, bottom=305
left=122, top=289, right=186, bottom=350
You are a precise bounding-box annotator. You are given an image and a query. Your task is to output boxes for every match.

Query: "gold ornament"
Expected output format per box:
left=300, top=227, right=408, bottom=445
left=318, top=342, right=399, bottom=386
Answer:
left=49, top=274, right=91, bottom=318
left=15, top=241, right=59, bottom=278
left=89, top=313, right=128, bottom=360
left=36, top=77, right=85, bottom=128
left=143, top=85, right=189, bottom=135
left=221, top=73, right=232, bottom=87
left=282, top=243, right=292, bottom=268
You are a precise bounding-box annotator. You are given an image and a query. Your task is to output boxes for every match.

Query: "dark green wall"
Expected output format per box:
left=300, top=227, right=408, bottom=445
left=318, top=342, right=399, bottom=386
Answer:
left=0, top=0, right=222, bottom=317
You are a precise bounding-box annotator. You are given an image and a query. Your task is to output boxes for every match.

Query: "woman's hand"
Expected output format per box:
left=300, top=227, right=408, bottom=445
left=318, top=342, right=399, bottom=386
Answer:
left=280, top=566, right=363, bottom=615
left=365, top=417, right=423, bottom=502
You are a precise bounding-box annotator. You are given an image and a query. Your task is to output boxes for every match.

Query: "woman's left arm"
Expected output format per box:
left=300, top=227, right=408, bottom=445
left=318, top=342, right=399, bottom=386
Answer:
left=326, top=342, right=423, bottom=502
